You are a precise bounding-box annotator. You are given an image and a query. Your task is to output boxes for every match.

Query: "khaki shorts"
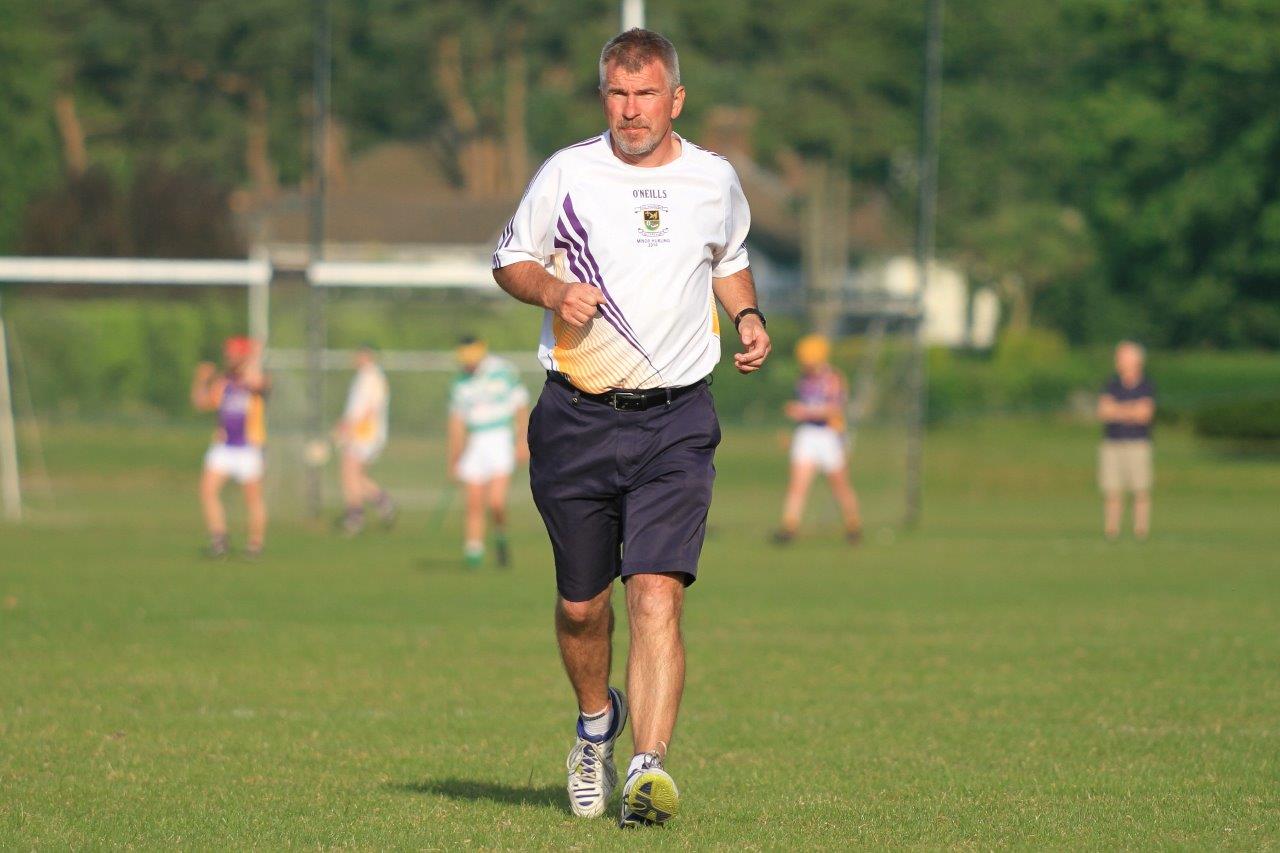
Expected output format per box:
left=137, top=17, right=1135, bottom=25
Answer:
left=1098, top=440, right=1153, bottom=493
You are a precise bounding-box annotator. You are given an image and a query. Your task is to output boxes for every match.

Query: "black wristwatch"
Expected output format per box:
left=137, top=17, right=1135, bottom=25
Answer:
left=733, top=307, right=766, bottom=330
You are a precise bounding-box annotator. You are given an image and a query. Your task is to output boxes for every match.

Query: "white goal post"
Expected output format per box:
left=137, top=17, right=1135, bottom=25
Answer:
left=0, top=257, right=271, bottom=521
left=0, top=254, right=513, bottom=521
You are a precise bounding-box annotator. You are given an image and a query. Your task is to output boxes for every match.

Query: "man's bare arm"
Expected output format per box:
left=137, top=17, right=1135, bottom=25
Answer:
left=515, top=404, right=530, bottom=463
left=1122, top=397, right=1155, bottom=425
left=493, top=261, right=605, bottom=328
left=446, top=413, right=466, bottom=480
left=191, top=364, right=218, bottom=411
left=713, top=267, right=771, bottom=374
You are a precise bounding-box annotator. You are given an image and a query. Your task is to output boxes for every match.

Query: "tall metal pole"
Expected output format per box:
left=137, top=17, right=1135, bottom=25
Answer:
left=622, top=0, right=645, bottom=30
left=0, top=292, right=22, bottom=521
left=306, top=0, right=331, bottom=518
left=906, top=0, right=942, bottom=528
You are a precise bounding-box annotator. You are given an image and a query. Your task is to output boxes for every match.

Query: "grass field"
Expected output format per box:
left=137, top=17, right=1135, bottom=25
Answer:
left=1, top=413, right=1277, bottom=848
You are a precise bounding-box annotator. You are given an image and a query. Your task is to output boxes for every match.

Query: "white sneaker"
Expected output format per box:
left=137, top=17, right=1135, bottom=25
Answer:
left=566, top=687, right=627, bottom=818
left=618, top=750, right=679, bottom=828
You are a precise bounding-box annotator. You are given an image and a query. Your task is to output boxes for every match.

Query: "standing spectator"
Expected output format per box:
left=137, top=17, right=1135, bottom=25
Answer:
left=1097, top=341, right=1156, bottom=540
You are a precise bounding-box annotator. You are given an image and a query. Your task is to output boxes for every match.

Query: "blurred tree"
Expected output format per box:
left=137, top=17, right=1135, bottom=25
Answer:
left=1064, top=0, right=1280, bottom=347
left=0, top=0, right=61, bottom=252
left=6, top=0, right=1279, bottom=345
left=21, top=164, right=244, bottom=258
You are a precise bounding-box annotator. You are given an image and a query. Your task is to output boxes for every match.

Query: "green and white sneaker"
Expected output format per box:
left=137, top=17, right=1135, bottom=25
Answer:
left=566, top=687, right=628, bottom=818
left=618, top=751, right=679, bottom=828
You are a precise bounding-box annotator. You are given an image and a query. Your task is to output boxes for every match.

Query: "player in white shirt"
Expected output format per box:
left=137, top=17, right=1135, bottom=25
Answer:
left=492, top=28, right=770, bottom=828
left=447, top=337, right=530, bottom=568
left=334, top=345, right=396, bottom=535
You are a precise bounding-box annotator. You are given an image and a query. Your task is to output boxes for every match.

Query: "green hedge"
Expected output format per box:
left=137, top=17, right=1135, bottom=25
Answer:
left=1194, top=399, right=1280, bottom=442
left=5, top=292, right=1279, bottom=428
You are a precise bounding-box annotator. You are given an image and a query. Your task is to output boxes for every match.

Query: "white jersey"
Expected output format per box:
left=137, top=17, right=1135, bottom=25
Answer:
left=343, top=364, right=389, bottom=447
left=449, top=355, right=530, bottom=432
left=492, top=131, right=751, bottom=391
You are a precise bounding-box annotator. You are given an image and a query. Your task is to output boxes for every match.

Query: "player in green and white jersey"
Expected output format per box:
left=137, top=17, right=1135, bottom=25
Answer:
left=447, top=337, right=531, bottom=568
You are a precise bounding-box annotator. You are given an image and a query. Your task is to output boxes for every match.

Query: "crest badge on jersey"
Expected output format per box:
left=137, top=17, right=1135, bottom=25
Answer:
left=633, top=204, right=670, bottom=244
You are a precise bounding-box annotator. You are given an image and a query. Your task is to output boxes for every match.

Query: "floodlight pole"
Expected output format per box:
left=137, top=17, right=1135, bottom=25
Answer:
left=0, top=291, right=22, bottom=521
left=622, top=0, right=644, bottom=30
left=906, top=0, right=943, bottom=529
left=306, top=0, right=332, bottom=519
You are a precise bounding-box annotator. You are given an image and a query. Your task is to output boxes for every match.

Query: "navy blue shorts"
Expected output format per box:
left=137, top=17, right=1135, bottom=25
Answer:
left=528, top=378, right=722, bottom=602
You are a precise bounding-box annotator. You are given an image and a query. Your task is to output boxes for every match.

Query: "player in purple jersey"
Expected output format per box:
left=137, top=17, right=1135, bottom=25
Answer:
left=774, top=334, right=863, bottom=544
left=191, top=337, right=270, bottom=557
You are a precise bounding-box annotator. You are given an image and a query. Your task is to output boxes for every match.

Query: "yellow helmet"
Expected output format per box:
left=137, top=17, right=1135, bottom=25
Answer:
left=455, top=337, right=488, bottom=369
left=795, top=334, right=831, bottom=368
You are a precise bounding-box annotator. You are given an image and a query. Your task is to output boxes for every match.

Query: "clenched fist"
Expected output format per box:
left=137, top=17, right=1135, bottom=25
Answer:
left=548, top=281, right=606, bottom=328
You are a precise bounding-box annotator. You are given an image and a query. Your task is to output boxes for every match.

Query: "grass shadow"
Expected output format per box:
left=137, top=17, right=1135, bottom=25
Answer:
left=388, top=777, right=565, bottom=812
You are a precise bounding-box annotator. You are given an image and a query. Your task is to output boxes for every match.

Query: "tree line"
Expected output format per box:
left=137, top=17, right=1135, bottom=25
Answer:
left=1, top=0, right=1277, bottom=347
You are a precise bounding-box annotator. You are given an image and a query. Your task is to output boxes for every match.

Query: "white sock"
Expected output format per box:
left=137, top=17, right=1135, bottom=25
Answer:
left=580, top=704, right=612, bottom=740
left=464, top=540, right=483, bottom=558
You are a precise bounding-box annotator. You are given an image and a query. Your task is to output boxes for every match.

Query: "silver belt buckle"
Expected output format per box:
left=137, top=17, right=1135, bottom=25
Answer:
left=612, top=392, right=645, bottom=411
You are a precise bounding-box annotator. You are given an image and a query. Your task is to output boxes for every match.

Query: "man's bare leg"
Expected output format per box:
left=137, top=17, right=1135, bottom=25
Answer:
left=556, top=586, right=614, bottom=714
left=463, top=482, right=486, bottom=564
left=486, top=474, right=511, bottom=530
left=827, top=468, right=863, bottom=537
left=1104, top=491, right=1123, bottom=540
left=360, top=471, right=382, bottom=502
left=340, top=452, right=363, bottom=509
left=625, top=572, right=685, bottom=756
left=243, top=479, right=266, bottom=553
left=487, top=474, right=512, bottom=566
left=1133, top=490, right=1151, bottom=540
left=199, top=468, right=229, bottom=547
left=779, top=462, right=817, bottom=538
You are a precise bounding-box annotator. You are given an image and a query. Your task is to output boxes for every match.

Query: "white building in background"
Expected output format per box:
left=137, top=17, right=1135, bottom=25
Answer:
left=874, top=256, right=1000, bottom=349
left=969, top=287, right=1001, bottom=349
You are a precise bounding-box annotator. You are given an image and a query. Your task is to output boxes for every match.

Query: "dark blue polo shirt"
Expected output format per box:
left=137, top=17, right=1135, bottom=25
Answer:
left=1102, top=374, right=1155, bottom=441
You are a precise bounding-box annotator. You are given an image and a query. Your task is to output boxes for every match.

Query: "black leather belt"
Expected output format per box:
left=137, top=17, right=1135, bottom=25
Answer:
left=546, top=371, right=704, bottom=411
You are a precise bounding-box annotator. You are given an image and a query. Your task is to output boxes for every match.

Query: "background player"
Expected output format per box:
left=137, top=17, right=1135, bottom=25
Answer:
left=1097, top=340, right=1156, bottom=540
left=334, top=345, right=396, bottom=535
left=190, top=336, right=269, bottom=557
left=775, top=334, right=863, bottom=544
left=447, top=337, right=530, bottom=568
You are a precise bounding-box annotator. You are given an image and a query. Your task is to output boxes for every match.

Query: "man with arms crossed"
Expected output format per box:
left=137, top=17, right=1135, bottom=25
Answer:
left=492, top=28, right=770, bottom=827
left=191, top=336, right=269, bottom=558
left=334, top=345, right=396, bottom=536
left=1097, top=340, right=1156, bottom=540
left=447, top=337, right=530, bottom=568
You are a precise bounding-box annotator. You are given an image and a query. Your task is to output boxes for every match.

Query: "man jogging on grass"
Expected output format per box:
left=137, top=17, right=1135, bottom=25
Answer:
left=492, top=28, right=770, bottom=828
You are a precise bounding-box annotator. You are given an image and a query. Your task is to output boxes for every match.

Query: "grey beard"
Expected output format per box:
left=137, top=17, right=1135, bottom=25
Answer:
left=615, top=129, right=661, bottom=158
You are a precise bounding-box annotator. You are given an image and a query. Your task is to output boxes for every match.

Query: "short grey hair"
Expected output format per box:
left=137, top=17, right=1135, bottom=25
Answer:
left=598, top=28, right=681, bottom=91
left=1116, top=339, right=1146, bottom=359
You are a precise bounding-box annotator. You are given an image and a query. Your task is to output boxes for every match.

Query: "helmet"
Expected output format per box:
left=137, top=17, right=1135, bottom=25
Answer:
left=795, top=334, right=831, bottom=368
left=223, top=336, right=254, bottom=360
left=455, top=336, right=488, bottom=369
